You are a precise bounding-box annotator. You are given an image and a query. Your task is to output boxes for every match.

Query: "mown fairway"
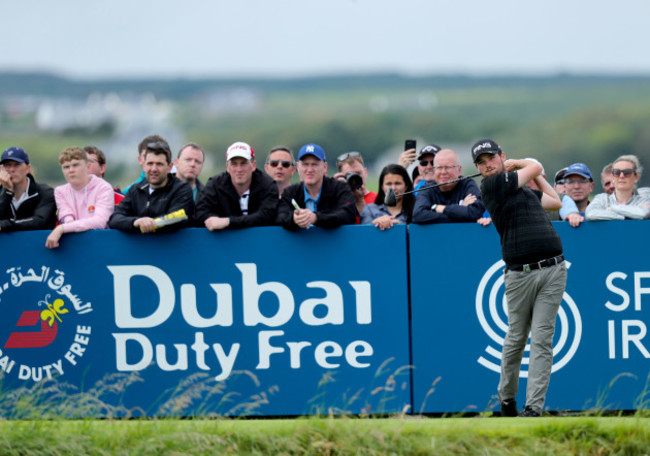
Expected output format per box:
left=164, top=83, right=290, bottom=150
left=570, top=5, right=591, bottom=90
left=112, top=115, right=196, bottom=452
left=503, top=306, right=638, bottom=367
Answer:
left=1, top=416, right=649, bottom=455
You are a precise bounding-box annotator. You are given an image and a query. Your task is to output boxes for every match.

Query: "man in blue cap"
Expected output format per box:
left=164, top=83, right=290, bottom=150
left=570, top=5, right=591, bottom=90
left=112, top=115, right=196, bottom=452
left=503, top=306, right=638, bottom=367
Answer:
left=0, top=147, right=57, bottom=232
left=559, top=162, right=594, bottom=227
left=277, top=143, right=356, bottom=230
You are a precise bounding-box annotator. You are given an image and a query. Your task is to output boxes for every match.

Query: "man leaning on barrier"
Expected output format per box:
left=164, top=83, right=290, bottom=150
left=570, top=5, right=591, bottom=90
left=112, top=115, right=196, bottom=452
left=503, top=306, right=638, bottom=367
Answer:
left=472, top=138, right=566, bottom=418
left=108, top=142, right=194, bottom=233
left=412, top=148, right=485, bottom=224
left=195, top=141, right=278, bottom=230
left=0, top=147, right=57, bottom=232
left=277, top=143, right=356, bottom=230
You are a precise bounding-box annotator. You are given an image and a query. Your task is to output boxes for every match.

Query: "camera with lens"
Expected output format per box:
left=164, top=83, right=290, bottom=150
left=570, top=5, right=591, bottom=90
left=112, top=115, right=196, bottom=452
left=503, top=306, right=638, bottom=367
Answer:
left=344, top=172, right=363, bottom=191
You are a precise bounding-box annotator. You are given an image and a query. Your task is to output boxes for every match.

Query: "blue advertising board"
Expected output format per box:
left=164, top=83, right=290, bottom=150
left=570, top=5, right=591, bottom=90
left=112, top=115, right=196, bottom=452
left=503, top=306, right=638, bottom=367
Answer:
left=0, top=226, right=411, bottom=418
left=410, top=221, right=650, bottom=414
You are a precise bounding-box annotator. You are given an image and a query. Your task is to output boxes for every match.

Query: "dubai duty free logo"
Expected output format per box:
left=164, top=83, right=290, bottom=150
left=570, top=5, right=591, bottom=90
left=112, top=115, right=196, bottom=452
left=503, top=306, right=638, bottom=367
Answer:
left=475, top=259, right=582, bottom=376
left=0, top=265, right=93, bottom=382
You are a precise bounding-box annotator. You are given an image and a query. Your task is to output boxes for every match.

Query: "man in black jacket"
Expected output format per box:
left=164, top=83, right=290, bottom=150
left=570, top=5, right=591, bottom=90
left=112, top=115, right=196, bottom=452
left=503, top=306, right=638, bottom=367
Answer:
left=195, top=141, right=278, bottom=230
left=108, top=142, right=194, bottom=233
left=0, top=147, right=57, bottom=232
left=277, top=143, right=356, bottom=230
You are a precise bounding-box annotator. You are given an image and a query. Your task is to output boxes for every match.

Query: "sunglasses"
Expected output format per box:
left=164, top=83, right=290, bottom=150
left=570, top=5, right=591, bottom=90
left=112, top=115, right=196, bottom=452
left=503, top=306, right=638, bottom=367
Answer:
left=336, top=151, right=361, bottom=164
left=419, top=160, right=434, bottom=167
left=268, top=160, right=292, bottom=168
left=612, top=168, right=636, bottom=177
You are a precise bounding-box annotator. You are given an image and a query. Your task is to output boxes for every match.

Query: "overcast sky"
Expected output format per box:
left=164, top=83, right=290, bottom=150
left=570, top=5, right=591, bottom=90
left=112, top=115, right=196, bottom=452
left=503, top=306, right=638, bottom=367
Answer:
left=2, top=0, right=650, bottom=80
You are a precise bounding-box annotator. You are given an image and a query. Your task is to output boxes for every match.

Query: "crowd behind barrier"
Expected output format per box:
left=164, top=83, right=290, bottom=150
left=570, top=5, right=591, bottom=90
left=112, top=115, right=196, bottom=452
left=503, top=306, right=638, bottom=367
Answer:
left=0, top=221, right=648, bottom=418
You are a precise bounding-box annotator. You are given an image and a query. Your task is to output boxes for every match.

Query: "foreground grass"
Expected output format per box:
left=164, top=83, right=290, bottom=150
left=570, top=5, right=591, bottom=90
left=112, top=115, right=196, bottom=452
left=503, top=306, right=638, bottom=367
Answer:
left=1, top=416, right=649, bottom=455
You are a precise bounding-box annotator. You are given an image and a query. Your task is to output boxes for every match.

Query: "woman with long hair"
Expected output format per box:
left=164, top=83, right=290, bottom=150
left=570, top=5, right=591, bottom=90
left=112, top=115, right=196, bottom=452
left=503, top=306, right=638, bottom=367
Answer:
left=586, top=154, right=650, bottom=220
left=360, top=164, right=414, bottom=229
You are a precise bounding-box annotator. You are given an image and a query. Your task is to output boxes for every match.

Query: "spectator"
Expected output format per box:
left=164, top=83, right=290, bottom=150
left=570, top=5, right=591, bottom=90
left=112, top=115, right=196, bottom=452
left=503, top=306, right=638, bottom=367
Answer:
left=413, top=144, right=442, bottom=192
left=109, top=142, right=194, bottom=233
left=600, top=163, right=614, bottom=195
left=559, top=163, right=594, bottom=227
left=360, top=164, right=414, bottom=229
left=334, top=151, right=377, bottom=215
left=84, top=145, right=124, bottom=205
left=411, top=167, right=422, bottom=187
left=0, top=147, right=57, bottom=232
left=586, top=154, right=650, bottom=220
left=123, top=134, right=170, bottom=193
left=472, top=138, right=565, bottom=418
left=553, top=167, right=567, bottom=195
left=46, top=147, right=114, bottom=249
left=195, top=141, right=278, bottom=230
left=264, top=146, right=296, bottom=196
left=174, top=143, right=205, bottom=201
left=277, top=144, right=356, bottom=230
left=412, top=149, right=485, bottom=224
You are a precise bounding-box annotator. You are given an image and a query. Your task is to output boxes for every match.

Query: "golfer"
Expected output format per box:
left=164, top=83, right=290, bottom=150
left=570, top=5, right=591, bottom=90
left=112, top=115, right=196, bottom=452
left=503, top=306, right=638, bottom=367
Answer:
left=472, top=139, right=567, bottom=417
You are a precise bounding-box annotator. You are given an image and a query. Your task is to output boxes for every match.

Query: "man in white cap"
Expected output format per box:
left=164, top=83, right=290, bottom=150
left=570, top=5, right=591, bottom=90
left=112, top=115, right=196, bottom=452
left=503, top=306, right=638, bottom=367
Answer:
left=277, top=143, right=356, bottom=230
left=195, top=141, right=278, bottom=230
left=0, top=146, right=57, bottom=232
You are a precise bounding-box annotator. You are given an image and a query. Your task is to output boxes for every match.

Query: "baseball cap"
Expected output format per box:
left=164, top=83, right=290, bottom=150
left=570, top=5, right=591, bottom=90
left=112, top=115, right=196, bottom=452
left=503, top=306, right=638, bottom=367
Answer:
left=524, top=158, right=545, bottom=177
left=298, top=143, right=326, bottom=161
left=554, top=167, right=568, bottom=184
left=471, top=139, right=501, bottom=163
left=1, top=147, right=30, bottom=164
left=226, top=142, right=255, bottom=161
left=564, top=163, right=593, bottom=180
left=416, top=144, right=441, bottom=160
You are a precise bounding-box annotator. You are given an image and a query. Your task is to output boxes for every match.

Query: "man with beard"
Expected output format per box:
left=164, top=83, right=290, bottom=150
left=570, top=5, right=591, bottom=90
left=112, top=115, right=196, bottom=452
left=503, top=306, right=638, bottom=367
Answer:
left=109, top=142, right=194, bottom=233
left=472, top=139, right=566, bottom=418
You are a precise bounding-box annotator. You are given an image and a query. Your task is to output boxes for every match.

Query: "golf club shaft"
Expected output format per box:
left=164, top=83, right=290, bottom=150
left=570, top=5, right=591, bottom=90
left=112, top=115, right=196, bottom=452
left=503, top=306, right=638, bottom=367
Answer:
left=396, top=172, right=482, bottom=199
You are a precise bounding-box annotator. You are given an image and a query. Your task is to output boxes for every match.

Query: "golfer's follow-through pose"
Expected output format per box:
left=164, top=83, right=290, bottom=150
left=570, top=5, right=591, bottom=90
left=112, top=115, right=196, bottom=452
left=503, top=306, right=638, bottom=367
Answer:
left=472, top=139, right=567, bottom=417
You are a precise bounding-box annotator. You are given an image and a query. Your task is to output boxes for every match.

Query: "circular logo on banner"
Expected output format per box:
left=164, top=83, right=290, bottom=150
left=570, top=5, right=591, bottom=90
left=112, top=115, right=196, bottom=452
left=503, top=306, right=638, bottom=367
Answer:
left=0, top=265, right=93, bottom=382
left=475, top=259, right=581, bottom=377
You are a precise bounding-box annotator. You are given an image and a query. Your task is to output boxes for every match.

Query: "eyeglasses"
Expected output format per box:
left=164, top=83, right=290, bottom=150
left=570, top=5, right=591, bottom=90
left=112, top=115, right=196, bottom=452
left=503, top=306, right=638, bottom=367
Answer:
left=336, top=151, right=361, bottom=164
left=434, top=165, right=459, bottom=172
left=565, top=178, right=590, bottom=185
left=146, top=142, right=170, bottom=151
left=268, top=160, right=292, bottom=168
left=419, top=160, right=434, bottom=167
left=612, top=168, right=636, bottom=177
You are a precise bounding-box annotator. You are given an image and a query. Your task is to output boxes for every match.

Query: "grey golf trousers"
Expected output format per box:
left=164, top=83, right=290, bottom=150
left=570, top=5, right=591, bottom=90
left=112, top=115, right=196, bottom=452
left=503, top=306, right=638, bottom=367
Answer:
left=498, top=262, right=567, bottom=413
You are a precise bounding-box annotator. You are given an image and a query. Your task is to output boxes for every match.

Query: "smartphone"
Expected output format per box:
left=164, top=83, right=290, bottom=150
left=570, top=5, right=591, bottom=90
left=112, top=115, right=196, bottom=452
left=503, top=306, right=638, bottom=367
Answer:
left=404, top=139, right=416, bottom=151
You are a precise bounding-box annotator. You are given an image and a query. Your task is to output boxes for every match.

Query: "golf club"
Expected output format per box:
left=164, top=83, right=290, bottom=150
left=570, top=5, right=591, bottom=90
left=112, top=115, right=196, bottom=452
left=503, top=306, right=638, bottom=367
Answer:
left=384, top=173, right=482, bottom=207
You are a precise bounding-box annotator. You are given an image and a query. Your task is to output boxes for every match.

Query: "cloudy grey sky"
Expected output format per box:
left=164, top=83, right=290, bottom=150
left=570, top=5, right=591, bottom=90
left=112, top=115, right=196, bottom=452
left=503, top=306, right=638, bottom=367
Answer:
left=2, top=0, right=650, bottom=79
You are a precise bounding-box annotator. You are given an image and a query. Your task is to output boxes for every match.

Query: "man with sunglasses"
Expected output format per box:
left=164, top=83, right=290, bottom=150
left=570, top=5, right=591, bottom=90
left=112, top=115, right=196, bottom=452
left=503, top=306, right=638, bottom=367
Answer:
left=413, top=144, right=442, bottom=193
left=195, top=142, right=278, bottom=230
left=559, top=163, right=594, bottom=227
left=264, top=146, right=296, bottom=196
left=412, top=149, right=485, bottom=224
left=333, top=151, right=377, bottom=216
left=109, top=142, right=194, bottom=233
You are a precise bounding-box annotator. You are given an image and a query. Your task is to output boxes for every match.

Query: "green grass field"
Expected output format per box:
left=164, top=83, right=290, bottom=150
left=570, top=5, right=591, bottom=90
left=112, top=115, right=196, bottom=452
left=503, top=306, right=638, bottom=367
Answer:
left=1, top=416, right=649, bottom=455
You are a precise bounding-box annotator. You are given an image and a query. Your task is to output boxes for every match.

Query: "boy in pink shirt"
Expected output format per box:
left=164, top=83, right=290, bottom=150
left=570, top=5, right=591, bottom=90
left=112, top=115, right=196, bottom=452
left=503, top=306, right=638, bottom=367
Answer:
left=46, top=147, right=114, bottom=249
